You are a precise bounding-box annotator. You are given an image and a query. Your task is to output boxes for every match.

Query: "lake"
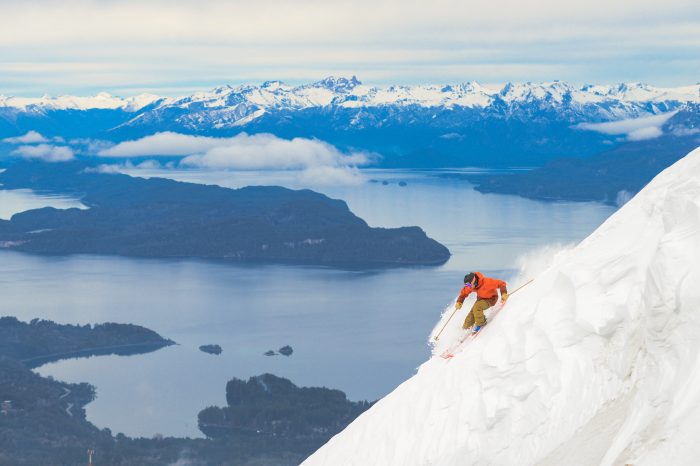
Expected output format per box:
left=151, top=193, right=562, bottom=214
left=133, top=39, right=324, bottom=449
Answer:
left=0, top=170, right=614, bottom=437
left=0, top=188, right=86, bottom=220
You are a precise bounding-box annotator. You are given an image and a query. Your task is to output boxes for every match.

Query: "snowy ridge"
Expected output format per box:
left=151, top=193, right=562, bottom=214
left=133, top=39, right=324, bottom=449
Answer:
left=303, top=146, right=700, bottom=466
left=1, top=78, right=699, bottom=118
left=0, top=92, right=162, bottom=111
left=123, top=79, right=700, bottom=131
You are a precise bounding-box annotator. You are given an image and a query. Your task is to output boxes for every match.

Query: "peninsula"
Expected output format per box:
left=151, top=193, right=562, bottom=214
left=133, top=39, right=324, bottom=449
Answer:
left=0, top=162, right=450, bottom=267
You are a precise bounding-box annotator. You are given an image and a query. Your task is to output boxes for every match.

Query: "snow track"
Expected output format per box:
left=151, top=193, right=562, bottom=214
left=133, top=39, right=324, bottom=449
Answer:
left=303, top=146, right=700, bottom=466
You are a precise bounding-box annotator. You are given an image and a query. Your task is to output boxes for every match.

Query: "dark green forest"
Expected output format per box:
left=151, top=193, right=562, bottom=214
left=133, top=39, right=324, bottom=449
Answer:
left=0, top=162, right=449, bottom=267
left=0, top=317, right=372, bottom=465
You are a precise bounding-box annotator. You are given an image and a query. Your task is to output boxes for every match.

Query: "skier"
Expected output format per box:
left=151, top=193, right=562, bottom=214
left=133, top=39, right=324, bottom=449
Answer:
left=454, top=272, right=508, bottom=333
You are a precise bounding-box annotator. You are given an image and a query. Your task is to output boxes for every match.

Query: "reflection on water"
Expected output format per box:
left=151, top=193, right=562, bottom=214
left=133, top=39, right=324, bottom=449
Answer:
left=0, top=189, right=86, bottom=220
left=1, top=170, right=615, bottom=437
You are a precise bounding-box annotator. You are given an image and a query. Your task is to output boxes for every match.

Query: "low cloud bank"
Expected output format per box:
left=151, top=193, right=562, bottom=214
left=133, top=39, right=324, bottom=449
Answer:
left=298, top=165, right=365, bottom=186
left=179, top=133, right=370, bottom=170
left=98, top=132, right=225, bottom=157
left=2, top=130, right=48, bottom=144
left=576, top=111, right=678, bottom=141
left=99, top=131, right=374, bottom=185
left=12, top=144, right=75, bottom=162
left=3, top=130, right=75, bottom=162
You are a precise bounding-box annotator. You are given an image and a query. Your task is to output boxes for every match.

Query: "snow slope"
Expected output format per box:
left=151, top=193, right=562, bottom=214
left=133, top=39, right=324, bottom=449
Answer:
left=303, top=146, right=700, bottom=466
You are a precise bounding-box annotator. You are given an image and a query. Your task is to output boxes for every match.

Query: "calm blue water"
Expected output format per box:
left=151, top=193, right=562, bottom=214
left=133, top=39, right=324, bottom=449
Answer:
left=0, top=170, right=614, bottom=437
left=0, top=188, right=86, bottom=220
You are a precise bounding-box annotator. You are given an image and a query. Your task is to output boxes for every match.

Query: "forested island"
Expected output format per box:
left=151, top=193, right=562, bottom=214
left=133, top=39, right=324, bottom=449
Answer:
left=199, top=344, right=223, bottom=355
left=199, top=373, right=371, bottom=441
left=0, top=317, right=174, bottom=367
left=0, top=317, right=372, bottom=465
left=0, top=162, right=449, bottom=267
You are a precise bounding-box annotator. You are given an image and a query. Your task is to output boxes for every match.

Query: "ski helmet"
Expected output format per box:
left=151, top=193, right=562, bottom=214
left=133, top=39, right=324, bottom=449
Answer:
left=464, top=272, right=476, bottom=285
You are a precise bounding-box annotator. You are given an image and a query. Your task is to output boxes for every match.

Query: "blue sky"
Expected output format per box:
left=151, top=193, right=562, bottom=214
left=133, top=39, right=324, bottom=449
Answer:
left=1, top=0, right=699, bottom=96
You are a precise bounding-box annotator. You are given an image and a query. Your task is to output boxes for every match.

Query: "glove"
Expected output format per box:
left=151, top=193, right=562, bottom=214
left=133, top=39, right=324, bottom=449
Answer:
left=501, top=292, right=509, bottom=303
left=455, top=301, right=463, bottom=310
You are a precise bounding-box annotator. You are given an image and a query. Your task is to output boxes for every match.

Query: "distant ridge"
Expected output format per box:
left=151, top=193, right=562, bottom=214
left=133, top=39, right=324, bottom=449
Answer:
left=1, top=78, right=699, bottom=168
left=2, top=78, right=699, bottom=113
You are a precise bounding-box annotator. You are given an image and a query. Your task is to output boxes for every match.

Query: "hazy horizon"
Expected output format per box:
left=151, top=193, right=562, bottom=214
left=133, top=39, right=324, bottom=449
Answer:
left=1, top=0, right=698, bottom=96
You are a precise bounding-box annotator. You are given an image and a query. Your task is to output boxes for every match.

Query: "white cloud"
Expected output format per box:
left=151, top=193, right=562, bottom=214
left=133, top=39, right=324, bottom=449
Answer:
left=87, top=160, right=174, bottom=174
left=180, top=134, right=371, bottom=170
left=96, top=132, right=371, bottom=185
left=12, top=144, right=75, bottom=162
left=83, top=164, right=122, bottom=174
left=671, top=126, right=700, bottom=137
left=69, top=138, right=115, bottom=155
left=0, top=0, right=698, bottom=94
left=98, top=132, right=224, bottom=157
left=575, top=111, right=678, bottom=141
left=626, top=126, right=664, bottom=141
left=298, top=166, right=365, bottom=186
left=135, top=159, right=163, bottom=169
left=99, top=132, right=373, bottom=172
left=3, top=130, right=49, bottom=144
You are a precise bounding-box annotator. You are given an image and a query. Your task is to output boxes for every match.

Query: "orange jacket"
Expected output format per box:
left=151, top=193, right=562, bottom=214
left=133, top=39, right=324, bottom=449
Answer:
left=457, top=271, right=507, bottom=304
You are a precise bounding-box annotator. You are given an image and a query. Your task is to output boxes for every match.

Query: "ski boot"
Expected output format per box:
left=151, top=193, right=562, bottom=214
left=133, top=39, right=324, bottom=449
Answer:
left=472, top=319, right=487, bottom=334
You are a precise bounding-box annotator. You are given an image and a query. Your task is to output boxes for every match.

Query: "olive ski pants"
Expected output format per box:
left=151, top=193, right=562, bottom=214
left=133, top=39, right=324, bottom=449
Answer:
left=462, top=298, right=496, bottom=328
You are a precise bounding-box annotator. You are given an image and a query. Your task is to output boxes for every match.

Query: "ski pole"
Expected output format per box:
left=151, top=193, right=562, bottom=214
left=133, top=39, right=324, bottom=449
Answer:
left=433, top=305, right=460, bottom=341
left=434, top=278, right=534, bottom=341
left=509, top=279, right=534, bottom=296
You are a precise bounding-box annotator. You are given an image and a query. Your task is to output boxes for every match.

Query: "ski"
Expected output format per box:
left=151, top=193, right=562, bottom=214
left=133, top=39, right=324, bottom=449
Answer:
left=439, top=301, right=507, bottom=360
left=439, top=333, right=470, bottom=359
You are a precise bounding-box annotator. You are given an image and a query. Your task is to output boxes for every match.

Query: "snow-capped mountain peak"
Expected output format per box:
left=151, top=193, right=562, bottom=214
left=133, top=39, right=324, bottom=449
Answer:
left=0, top=92, right=162, bottom=111
left=3, top=80, right=700, bottom=115
left=121, top=79, right=700, bottom=131
left=1, top=79, right=699, bottom=137
left=311, top=75, right=362, bottom=93
left=261, top=80, right=292, bottom=91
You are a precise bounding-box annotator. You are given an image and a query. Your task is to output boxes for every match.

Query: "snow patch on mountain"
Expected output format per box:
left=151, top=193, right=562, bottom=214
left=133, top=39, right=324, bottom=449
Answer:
left=302, top=146, right=700, bottom=466
left=2, top=79, right=699, bottom=118
left=2, top=79, right=698, bottom=144
left=135, top=79, right=700, bottom=129
left=0, top=92, right=161, bottom=111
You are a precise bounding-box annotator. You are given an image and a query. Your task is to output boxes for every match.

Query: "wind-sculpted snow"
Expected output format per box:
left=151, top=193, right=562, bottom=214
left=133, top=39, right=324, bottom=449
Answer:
left=303, top=146, right=700, bottom=465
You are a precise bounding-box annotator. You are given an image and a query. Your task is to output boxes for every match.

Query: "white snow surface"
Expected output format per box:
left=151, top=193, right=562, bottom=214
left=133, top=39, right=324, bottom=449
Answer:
left=303, top=146, right=700, bottom=466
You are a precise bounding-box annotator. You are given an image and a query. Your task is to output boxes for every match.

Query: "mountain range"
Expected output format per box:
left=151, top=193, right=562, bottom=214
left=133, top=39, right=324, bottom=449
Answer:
left=2, top=77, right=699, bottom=167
